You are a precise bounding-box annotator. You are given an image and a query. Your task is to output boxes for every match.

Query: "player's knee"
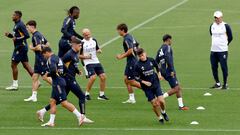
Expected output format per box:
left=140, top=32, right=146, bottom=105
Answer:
left=175, top=85, right=181, bottom=92
left=11, top=63, right=17, bottom=69
left=50, top=99, right=56, bottom=105
left=99, top=74, right=106, bottom=81
left=32, top=77, right=37, bottom=82
left=60, top=101, right=68, bottom=107
left=22, top=63, right=28, bottom=69
left=159, top=99, right=165, bottom=105
left=151, top=100, right=159, bottom=107
left=129, top=80, right=136, bottom=86
left=90, top=75, right=97, bottom=81
left=42, top=75, right=48, bottom=81
left=124, top=78, right=128, bottom=84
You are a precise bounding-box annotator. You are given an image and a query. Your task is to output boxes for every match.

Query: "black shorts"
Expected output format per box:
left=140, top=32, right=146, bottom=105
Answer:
left=124, top=64, right=135, bottom=80
left=11, top=46, right=29, bottom=63
left=86, top=63, right=105, bottom=78
left=51, top=78, right=67, bottom=103
left=34, top=59, right=48, bottom=76
left=142, top=83, right=163, bottom=102
left=163, top=75, right=179, bottom=88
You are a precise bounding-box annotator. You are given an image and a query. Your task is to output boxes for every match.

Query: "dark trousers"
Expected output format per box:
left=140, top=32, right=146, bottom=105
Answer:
left=210, top=51, right=228, bottom=85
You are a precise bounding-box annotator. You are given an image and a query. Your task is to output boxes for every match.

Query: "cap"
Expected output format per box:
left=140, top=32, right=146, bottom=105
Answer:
left=214, top=11, right=223, bottom=18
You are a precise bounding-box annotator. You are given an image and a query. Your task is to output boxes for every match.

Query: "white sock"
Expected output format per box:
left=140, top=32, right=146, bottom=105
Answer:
left=40, top=108, right=47, bottom=114
left=161, top=110, right=166, bottom=114
left=73, top=109, right=81, bottom=119
left=13, top=80, right=18, bottom=86
left=129, top=93, right=135, bottom=100
left=49, top=114, right=55, bottom=124
left=99, top=91, right=104, bottom=96
left=32, top=91, right=37, bottom=98
left=178, top=97, right=184, bottom=107
left=158, top=115, right=163, bottom=120
left=163, top=93, right=169, bottom=98
left=85, top=91, right=90, bottom=96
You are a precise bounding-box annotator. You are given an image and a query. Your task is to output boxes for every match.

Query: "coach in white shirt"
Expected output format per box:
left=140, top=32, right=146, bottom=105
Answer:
left=79, top=28, right=109, bottom=100
left=209, top=11, right=233, bottom=89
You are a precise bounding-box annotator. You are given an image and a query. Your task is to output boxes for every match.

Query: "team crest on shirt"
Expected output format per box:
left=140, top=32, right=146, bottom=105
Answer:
left=141, top=66, right=144, bottom=70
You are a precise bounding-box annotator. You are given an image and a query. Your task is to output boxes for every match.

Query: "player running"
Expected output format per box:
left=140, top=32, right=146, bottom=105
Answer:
left=155, top=34, right=189, bottom=110
left=4, top=11, right=33, bottom=90
left=134, top=48, right=169, bottom=124
left=116, top=23, right=141, bottom=104
left=37, top=40, right=93, bottom=124
left=24, top=20, right=52, bottom=102
left=40, top=46, right=85, bottom=127
left=58, top=6, right=83, bottom=58
left=79, top=28, right=109, bottom=100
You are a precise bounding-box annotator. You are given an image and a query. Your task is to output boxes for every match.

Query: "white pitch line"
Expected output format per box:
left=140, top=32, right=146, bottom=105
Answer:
left=0, top=86, right=240, bottom=90
left=100, top=0, right=188, bottom=48
left=0, top=127, right=240, bottom=132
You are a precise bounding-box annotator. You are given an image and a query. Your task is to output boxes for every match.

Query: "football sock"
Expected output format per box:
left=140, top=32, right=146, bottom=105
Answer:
left=49, top=114, right=55, bottom=124
left=99, top=91, right=104, bottom=96
left=178, top=97, right=184, bottom=107
left=13, top=80, right=18, bottom=86
left=85, top=91, right=90, bottom=96
left=32, top=91, right=37, bottom=98
left=40, top=108, right=47, bottom=114
left=159, top=115, right=163, bottom=120
left=161, top=110, right=166, bottom=114
left=73, top=109, right=81, bottom=119
left=129, top=93, right=135, bottom=100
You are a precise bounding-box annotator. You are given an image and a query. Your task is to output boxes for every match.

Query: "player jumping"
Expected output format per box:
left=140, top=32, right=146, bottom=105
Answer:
left=155, top=34, right=189, bottom=110
left=134, top=48, right=169, bottom=124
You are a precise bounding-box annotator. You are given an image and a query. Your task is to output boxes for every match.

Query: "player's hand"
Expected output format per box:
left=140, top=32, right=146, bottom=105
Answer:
left=43, top=72, right=48, bottom=78
left=157, top=72, right=164, bottom=80
left=35, top=45, right=42, bottom=51
left=97, top=49, right=102, bottom=53
left=158, top=75, right=164, bottom=81
left=29, top=45, right=34, bottom=50
left=116, top=54, right=122, bottom=60
left=78, top=70, right=83, bottom=76
left=86, top=54, right=92, bottom=59
left=4, top=32, right=10, bottom=37
left=142, top=81, right=152, bottom=87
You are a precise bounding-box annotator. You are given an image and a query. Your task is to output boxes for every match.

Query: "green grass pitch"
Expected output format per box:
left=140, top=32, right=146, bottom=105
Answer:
left=0, top=0, right=240, bottom=135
